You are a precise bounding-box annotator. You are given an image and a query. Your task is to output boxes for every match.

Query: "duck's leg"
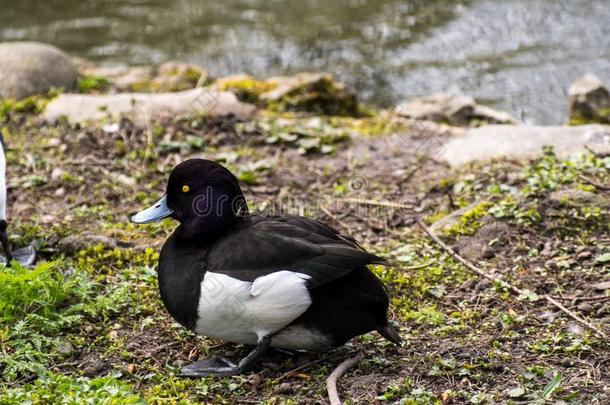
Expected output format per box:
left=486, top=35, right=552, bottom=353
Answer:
left=0, top=220, right=13, bottom=264
left=180, top=335, right=271, bottom=377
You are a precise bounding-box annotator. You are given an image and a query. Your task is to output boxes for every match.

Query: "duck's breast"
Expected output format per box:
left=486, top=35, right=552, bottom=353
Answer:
left=194, top=270, right=312, bottom=344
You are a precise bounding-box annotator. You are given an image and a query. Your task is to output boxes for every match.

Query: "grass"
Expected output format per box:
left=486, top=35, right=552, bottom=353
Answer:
left=0, top=103, right=608, bottom=403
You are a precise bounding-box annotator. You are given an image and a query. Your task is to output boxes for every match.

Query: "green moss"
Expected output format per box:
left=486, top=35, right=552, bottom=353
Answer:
left=568, top=108, right=610, bottom=125
left=265, top=74, right=359, bottom=116
left=442, top=201, right=493, bottom=238
left=328, top=115, right=407, bottom=137
left=1, top=92, right=56, bottom=120
left=75, top=246, right=159, bottom=276
left=77, top=75, right=110, bottom=93
left=213, top=76, right=277, bottom=104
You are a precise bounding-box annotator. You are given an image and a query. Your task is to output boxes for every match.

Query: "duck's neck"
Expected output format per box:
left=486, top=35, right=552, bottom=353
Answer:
left=176, top=213, right=245, bottom=245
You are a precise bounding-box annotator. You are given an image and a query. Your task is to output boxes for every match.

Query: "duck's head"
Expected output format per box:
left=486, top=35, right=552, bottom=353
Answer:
left=131, top=159, right=248, bottom=239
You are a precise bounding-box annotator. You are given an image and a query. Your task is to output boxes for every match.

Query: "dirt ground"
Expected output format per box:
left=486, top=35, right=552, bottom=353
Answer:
left=0, top=109, right=609, bottom=404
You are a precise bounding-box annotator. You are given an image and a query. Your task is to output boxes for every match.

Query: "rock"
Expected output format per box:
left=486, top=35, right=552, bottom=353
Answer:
left=568, top=74, right=610, bottom=124
left=56, top=341, right=74, bottom=356
left=260, top=73, right=358, bottom=115
left=43, top=88, right=256, bottom=124
left=85, top=62, right=210, bottom=93
left=247, top=373, right=263, bottom=387
left=395, top=93, right=519, bottom=126
left=86, top=66, right=154, bottom=92
left=454, top=222, right=511, bottom=261
left=591, top=281, right=610, bottom=290
left=212, top=74, right=277, bottom=103
left=544, top=259, right=558, bottom=270
left=272, top=382, right=294, bottom=395
left=150, top=61, right=211, bottom=91
left=0, top=41, right=77, bottom=99
left=57, top=233, right=119, bottom=253
left=83, top=358, right=105, bottom=376
left=576, top=250, right=593, bottom=261
left=547, top=188, right=610, bottom=210
left=441, top=124, right=610, bottom=166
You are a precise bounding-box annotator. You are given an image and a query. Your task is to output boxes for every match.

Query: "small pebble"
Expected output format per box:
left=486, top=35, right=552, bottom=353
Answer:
left=83, top=359, right=105, bottom=376
left=544, top=259, right=558, bottom=270
left=47, top=138, right=62, bottom=147
left=56, top=341, right=74, bottom=356
left=576, top=302, right=593, bottom=313
left=51, top=167, right=65, bottom=181
left=247, top=373, right=263, bottom=387
left=273, top=382, right=294, bottom=395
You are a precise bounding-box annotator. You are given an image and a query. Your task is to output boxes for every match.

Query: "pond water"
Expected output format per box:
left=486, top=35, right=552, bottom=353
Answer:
left=1, top=0, right=609, bottom=124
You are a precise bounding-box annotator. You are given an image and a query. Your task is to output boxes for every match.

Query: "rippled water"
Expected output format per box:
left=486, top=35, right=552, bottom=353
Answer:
left=1, top=0, right=609, bottom=123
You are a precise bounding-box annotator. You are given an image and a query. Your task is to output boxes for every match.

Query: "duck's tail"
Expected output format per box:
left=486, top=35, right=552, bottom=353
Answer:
left=377, top=324, right=402, bottom=345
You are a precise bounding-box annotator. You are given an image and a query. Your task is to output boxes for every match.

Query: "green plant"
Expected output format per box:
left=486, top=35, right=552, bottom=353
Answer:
left=77, top=75, right=110, bottom=93
left=0, top=261, right=67, bottom=323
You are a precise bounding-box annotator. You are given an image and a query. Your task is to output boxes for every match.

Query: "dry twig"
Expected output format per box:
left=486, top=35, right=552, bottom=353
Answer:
left=578, top=174, right=610, bottom=191
left=326, top=352, right=364, bottom=405
left=414, top=217, right=608, bottom=340
left=341, top=197, right=414, bottom=210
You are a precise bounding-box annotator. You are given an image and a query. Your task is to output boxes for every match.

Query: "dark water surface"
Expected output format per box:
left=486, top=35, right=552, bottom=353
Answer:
left=1, top=0, right=609, bottom=123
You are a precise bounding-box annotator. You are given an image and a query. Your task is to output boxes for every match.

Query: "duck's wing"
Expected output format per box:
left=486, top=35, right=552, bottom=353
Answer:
left=206, top=215, right=385, bottom=289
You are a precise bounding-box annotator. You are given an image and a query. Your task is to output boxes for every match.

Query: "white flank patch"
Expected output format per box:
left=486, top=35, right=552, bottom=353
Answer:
left=195, top=271, right=312, bottom=345
left=0, top=140, right=6, bottom=220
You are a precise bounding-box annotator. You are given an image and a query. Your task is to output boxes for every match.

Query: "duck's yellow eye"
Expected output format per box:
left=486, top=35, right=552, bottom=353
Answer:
left=182, top=185, right=190, bottom=193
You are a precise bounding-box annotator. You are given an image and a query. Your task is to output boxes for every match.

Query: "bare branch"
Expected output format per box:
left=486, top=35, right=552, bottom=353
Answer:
left=326, top=352, right=364, bottom=405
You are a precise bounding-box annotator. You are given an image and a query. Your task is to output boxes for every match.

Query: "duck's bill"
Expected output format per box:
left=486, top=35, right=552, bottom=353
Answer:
left=0, top=244, right=36, bottom=267
left=131, top=195, right=174, bottom=224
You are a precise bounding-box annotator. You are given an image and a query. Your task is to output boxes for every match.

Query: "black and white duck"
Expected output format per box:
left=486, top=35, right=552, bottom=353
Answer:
left=0, top=134, right=35, bottom=266
left=131, top=159, right=400, bottom=377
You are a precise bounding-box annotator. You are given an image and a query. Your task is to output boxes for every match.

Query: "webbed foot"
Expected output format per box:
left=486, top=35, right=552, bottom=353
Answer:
left=0, top=245, right=36, bottom=267
left=179, top=335, right=271, bottom=378
left=180, top=356, right=237, bottom=377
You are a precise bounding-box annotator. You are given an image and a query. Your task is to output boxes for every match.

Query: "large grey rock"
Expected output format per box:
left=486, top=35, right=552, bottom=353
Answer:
left=42, top=88, right=256, bottom=124
left=568, top=74, right=610, bottom=124
left=0, top=42, right=77, bottom=99
left=441, top=124, right=610, bottom=166
left=395, top=93, right=519, bottom=126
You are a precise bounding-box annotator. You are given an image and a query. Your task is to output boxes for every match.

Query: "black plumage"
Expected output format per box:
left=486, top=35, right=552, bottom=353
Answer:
left=132, top=158, right=400, bottom=376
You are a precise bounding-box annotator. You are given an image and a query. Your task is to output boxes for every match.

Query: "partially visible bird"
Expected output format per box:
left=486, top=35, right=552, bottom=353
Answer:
left=0, top=133, right=35, bottom=266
